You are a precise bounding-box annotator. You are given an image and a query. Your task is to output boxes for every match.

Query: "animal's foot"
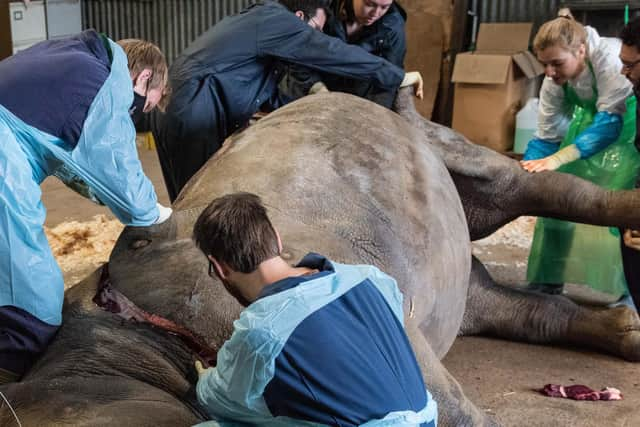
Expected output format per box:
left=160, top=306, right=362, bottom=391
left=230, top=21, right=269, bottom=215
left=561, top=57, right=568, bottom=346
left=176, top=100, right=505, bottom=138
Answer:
left=609, top=306, right=640, bottom=362
left=569, top=305, right=640, bottom=361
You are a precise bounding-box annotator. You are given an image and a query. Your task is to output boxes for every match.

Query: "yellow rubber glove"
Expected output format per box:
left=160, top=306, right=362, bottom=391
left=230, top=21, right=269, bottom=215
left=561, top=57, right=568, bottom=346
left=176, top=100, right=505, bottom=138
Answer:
left=521, top=144, right=580, bottom=173
left=309, top=81, right=329, bottom=95
left=194, top=360, right=211, bottom=379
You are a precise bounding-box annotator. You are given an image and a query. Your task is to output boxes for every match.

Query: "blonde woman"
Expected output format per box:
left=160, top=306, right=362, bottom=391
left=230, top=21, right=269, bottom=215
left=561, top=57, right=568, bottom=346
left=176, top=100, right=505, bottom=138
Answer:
left=521, top=16, right=639, bottom=299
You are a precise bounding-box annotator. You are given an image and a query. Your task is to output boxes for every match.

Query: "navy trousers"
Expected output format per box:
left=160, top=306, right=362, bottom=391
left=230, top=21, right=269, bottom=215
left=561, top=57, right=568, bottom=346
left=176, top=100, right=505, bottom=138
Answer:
left=0, top=305, right=59, bottom=378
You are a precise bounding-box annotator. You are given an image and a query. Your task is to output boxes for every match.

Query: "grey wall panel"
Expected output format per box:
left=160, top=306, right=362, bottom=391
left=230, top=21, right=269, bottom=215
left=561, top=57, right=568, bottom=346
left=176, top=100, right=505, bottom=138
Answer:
left=82, top=0, right=251, bottom=63
left=479, top=0, right=560, bottom=43
left=47, top=0, right=83, bottom=40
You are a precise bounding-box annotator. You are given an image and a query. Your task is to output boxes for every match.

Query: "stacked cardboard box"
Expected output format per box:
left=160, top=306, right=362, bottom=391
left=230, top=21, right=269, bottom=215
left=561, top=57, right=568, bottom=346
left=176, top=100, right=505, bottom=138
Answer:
left=451, top=23, right=544, bottom=152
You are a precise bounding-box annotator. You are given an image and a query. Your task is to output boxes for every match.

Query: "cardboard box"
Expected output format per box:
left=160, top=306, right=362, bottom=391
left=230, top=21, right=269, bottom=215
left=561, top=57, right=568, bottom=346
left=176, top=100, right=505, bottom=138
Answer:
left=451, top=23, right=544, bottom=152
left=404, top=3, right=443, bottom=119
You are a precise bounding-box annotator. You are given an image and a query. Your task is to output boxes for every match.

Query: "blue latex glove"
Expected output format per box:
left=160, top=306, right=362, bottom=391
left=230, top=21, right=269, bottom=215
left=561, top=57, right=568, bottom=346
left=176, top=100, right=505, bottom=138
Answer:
left=573, top=111, right=622, bottom=158
left=523, top=138, right=560, bottom=160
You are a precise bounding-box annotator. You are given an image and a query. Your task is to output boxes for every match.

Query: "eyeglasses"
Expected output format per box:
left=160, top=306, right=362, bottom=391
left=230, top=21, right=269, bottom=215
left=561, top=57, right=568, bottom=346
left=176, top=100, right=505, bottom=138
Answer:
left=621, top=58, right=640, bottom=71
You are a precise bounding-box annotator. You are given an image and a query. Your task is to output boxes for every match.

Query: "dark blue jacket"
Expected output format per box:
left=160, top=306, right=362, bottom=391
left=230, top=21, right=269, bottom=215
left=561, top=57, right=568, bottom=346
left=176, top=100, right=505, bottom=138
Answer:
left=280, top=0, right=407, bottom=108
left=326, top=0, right=407, bottom=68
left=153, top=0, right=405, bottom=201
left=170, top=0, right=403, bottom=130
left=0, top=30, right=110, bottom=146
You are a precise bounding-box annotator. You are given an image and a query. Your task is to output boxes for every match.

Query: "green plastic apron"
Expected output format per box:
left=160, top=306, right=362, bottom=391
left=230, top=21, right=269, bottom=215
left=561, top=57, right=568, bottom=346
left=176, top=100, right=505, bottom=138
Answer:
left=527, top=61, right=640, bottom=297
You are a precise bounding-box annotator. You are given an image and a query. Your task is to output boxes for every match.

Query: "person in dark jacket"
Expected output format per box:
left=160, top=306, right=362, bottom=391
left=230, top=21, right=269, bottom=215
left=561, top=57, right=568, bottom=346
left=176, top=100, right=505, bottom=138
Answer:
left=280, top=0, right=407, bottom=108
left=192, top=192, right=437, bottom=426
left=618, top=17, right=640, bottom=309
left=151, top=0, right=422, bottom=202
left=0, top=31, right=172, bottom=384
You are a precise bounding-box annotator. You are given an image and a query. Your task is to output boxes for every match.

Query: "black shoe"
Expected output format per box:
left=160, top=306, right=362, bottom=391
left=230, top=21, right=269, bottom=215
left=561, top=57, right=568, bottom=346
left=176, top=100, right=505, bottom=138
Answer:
left=527, top=282, right=564, bottom=295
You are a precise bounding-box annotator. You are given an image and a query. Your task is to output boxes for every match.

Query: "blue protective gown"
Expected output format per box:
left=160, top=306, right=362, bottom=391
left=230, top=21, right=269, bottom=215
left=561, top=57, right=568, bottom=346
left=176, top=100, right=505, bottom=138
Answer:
left=196, top=254, right=437, bottom=427
left=151, top=0, right=405, bottom=201
left=0, top=31, right=159, bottom=326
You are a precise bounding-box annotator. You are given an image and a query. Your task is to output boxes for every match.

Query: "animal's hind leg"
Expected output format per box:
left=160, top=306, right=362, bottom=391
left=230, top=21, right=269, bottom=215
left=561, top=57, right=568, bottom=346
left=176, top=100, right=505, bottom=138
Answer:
left=406, top=323, right=498, bottom=427
left=460, top=256, right=640, bottom=361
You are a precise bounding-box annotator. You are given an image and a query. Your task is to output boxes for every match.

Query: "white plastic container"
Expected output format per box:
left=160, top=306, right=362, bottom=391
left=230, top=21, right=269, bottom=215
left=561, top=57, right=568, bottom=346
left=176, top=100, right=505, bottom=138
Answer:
left=514, top=97, right=539, bottom=154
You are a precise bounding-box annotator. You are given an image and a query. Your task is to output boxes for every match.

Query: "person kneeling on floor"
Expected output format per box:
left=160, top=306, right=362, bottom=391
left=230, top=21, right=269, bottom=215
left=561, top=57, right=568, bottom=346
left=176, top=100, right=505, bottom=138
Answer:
left=192, top=192, right=437, bottom=426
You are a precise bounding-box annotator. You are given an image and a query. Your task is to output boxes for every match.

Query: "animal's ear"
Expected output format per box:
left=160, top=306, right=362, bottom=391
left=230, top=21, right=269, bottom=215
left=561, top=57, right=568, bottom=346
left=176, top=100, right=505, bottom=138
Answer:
left=208, top=255, right=229, bottom=279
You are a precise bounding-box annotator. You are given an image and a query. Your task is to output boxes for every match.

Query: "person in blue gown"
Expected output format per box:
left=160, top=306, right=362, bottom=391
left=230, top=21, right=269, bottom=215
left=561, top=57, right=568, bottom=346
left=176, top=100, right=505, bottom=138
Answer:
left=0, top=30, right=172, bottom=384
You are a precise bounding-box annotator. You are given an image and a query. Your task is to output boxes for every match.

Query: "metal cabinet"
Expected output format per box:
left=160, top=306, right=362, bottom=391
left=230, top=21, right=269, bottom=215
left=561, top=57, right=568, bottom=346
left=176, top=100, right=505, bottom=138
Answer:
left=0, top=0, right=82, bottom=60
left=0, top=1, right=46, bottom=59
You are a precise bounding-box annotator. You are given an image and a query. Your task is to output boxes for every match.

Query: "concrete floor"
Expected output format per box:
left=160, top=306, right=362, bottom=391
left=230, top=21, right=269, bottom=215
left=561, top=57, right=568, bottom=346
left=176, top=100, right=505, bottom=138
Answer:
left=449, top=242, right=640, bottom=426
left=41, top=143, right=640, bottom=426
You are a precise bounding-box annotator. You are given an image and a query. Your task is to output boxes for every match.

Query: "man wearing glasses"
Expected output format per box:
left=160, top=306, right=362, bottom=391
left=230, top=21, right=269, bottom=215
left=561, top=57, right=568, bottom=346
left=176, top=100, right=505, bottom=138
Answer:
left=191, top=192, right=437, bottom=426
left=618, top=17, right=640, bottom=308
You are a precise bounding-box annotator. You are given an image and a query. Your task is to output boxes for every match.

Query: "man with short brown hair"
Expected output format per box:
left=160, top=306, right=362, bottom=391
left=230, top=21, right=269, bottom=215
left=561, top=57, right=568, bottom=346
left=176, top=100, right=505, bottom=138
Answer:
left=192, top=192, right=437, bottom=426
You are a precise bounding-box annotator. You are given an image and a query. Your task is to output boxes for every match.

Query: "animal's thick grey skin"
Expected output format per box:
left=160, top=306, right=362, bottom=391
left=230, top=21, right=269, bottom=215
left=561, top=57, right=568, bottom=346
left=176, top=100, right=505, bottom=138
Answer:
left=2, top=89, right=639, bottom=427
left=0, top=268, right=203, bottom=427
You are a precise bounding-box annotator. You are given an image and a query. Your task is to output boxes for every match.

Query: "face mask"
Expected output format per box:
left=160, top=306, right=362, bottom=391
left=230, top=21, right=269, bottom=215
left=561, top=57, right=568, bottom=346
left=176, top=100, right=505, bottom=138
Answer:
left=129, top=92, right=147, bottom=127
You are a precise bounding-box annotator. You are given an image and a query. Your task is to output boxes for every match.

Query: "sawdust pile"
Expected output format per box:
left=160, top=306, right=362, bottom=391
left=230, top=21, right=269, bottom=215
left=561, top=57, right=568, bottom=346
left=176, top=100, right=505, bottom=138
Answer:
left=45, top=215, right=124, bottom=289
left=473, top=216, right=535, bottom=249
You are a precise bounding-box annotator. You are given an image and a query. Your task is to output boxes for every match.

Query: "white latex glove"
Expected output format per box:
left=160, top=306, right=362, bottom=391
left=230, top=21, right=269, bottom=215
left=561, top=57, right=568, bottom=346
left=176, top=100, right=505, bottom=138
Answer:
left=624, top=229, right=640, bottom=251
left=154, top=203, right=173, bottom=225
left=309, top=81, right=329, bottom=95
left=400, top=71, right=424, bottom=99
left=520, top=144, right=580, bottom=173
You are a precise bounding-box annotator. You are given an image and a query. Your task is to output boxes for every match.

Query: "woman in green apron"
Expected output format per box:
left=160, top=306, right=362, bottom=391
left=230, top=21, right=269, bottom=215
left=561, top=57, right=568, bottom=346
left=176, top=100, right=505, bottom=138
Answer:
left=520, top=16, right=640, bottom=300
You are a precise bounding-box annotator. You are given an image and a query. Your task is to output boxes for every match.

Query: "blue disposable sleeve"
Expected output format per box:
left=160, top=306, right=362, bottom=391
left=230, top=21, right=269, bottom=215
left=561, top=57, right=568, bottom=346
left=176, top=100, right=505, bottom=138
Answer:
left=523, top=138, right=560, bottom=161
left=573, top=111, right=622, bottom=158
